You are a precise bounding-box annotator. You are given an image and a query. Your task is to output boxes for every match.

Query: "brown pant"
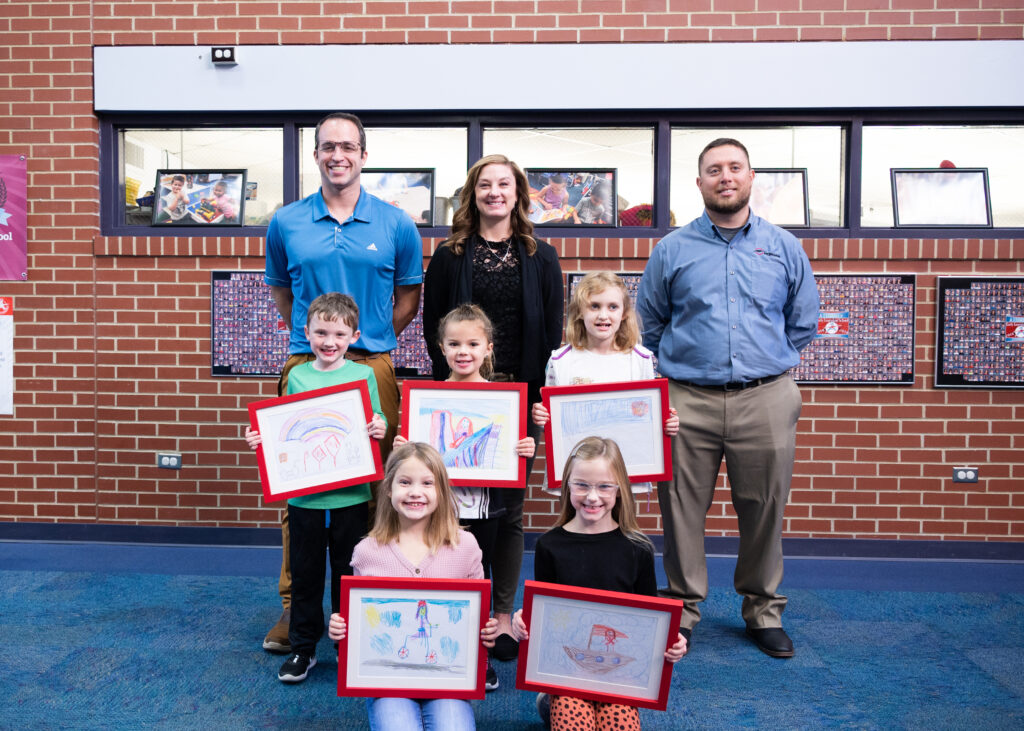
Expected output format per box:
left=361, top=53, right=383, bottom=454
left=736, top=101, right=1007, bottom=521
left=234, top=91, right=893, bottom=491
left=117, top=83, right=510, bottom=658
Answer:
left=275, top=350, right=400, bottom=609
left=659, top=376, right=802, bottom=629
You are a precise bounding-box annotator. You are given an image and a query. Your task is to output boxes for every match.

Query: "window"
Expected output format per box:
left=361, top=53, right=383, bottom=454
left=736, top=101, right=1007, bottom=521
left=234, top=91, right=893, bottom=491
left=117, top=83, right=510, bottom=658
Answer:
left=299, top=127, right=468, bottom=225
left=670, top=127, right=845, bottom=228
left=861, top=125, right=1024, bottom=228
left=483, top=127, right=655, bottom=226
left=120, top=128, right=283, bottom=226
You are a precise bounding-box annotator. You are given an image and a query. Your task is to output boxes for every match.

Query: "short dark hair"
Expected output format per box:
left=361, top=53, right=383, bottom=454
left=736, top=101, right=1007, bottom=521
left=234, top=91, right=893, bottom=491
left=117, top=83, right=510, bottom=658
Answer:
left=697, top=137, right=751, bottom=173
left=171, top=174, right=186, bottom=184
left=314, top=112, right=366, bottom=151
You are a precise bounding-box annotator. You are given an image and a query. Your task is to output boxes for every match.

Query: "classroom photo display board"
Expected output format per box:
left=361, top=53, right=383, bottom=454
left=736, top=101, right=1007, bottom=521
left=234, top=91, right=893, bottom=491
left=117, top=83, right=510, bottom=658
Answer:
left=210, top=271, right=290, bottom=377
left=791, top=274, right=917, bottom=385
left=935, top=277, right=1024, bottom=389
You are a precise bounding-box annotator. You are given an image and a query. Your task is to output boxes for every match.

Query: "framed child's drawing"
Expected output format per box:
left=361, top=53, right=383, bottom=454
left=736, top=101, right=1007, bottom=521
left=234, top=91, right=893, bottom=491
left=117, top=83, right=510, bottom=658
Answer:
left=151, top=169, right=246, bottom=225
left=516, top=580, right=683, bottom=711
left=541, top=379, right=672, bottom=491
left=400, top=381, right=529, bottom=488
left=338, top=576, right=492, bottom=700
left=526, top=169, right=617, bottom=226
left=248, top=381, right=384, bottom=503
left=891, top=168, right=992, bottom=228
left=362, top=168, right=435, bottom=226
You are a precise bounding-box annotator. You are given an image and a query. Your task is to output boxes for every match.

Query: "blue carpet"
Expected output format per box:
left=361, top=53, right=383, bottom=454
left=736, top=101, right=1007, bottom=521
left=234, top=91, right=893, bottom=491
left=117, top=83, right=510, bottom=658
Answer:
left=2, top=542, right=1023, bottom=729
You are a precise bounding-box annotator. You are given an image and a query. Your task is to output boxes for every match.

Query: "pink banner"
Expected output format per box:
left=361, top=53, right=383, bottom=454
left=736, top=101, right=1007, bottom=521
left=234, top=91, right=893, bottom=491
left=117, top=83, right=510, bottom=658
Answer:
left=0, top=155, right=27, bottom=281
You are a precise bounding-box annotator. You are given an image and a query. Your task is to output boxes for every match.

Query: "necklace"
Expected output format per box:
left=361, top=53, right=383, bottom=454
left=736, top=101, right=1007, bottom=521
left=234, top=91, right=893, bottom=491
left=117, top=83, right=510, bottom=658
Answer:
left=482, top=237, right=514, bottom=264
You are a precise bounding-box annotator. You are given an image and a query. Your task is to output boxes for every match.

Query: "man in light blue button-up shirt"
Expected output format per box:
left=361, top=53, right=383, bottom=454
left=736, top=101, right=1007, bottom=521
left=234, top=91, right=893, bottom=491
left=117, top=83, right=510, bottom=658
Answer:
left=637, top=138, right=819, bottom=659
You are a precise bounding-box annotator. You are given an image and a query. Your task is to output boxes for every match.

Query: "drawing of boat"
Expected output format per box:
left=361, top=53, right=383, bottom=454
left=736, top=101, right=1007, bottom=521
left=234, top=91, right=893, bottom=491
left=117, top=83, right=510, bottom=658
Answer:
left=563, top=623, right=635, bottom=675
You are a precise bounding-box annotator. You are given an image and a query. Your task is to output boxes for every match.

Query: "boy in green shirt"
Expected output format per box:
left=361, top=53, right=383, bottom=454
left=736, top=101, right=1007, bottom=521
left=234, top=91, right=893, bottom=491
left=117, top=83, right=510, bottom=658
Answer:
left=246, top=292, right=386, bottom=683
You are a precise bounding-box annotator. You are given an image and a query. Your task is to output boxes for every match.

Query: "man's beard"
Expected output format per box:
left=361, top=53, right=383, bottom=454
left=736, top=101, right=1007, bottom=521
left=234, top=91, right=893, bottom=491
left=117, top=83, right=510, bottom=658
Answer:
left=703, top=189, right=750, bottom=216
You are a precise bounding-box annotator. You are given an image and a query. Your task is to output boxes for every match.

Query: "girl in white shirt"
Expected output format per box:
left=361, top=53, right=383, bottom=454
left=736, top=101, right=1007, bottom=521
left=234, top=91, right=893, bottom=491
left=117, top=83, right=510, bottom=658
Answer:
left=532, top=272, right=679, bottom=493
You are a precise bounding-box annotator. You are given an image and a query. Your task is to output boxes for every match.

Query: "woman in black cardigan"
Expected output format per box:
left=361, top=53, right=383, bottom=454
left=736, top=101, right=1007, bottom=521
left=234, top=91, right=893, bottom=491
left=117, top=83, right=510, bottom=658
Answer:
left=422, top=154, right=564, bottom=661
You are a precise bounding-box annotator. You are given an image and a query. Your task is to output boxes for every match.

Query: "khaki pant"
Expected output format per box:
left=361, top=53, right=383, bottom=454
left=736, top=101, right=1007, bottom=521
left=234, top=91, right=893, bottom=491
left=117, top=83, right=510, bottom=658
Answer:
left=659, top=376, right=802, bottom=630
left=275, top=351, right=400, bottom=610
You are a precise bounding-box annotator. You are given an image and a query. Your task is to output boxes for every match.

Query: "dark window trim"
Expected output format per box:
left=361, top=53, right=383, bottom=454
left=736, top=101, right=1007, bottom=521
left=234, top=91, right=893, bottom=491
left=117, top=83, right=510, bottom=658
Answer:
left=98, top=108, right=1024, bottom=241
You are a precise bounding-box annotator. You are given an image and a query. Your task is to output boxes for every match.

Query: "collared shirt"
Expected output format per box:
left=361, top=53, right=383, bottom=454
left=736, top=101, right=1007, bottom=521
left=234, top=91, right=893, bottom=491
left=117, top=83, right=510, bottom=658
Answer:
left=265, top=187, right=423, bottom=354
left=636, top=210, right=819, bottom=385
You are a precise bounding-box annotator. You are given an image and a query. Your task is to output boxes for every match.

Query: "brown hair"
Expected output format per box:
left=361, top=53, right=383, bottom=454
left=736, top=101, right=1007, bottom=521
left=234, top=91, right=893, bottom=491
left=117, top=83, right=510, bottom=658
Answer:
left=553, top=437, right=651, bottom=548
left=566, top=271, right=641, bottom=352
left=369, top=442, right=462, bottom=552
left=306, top=292, right=359, bottom=331
left=437, top=304, right=495, bottom=380
left=442, top=154, right=536, bottom=257
left=314, top=112, right=366, bottom=151
left=697, top=137, right=751, bottom=173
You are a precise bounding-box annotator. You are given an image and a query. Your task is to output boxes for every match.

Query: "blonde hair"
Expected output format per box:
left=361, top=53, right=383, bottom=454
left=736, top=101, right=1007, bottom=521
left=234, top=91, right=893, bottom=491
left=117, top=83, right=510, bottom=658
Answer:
left=566, top=272, right=641, bottom=352
left=369, top=442, right=462, bottom=552
left=443, top=154, right=537, bottom=257
left=437, top=304, right=495, bottom=380
left=553, top=437, right=651, bottom=548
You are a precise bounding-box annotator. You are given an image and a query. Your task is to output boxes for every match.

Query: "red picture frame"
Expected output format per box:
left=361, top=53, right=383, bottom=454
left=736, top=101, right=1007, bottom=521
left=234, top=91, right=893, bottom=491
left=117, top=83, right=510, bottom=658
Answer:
left=541, top=379, right=672, bottom=491
left=247, top=381, right=384, bottom=503
left=338, top=576, right=492, bottom=699
left=400, top=380, right=529, bottom=488
left=516, top=580, right=683, bottom=711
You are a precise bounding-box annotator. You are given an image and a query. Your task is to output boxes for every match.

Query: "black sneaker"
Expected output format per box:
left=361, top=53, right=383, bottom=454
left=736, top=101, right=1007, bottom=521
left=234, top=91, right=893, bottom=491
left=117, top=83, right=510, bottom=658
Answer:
left=485, top=661, right=499, bottom=692
left=278, top=653, right=316, bottom=683
left=536, top=692, right=551, bottom=727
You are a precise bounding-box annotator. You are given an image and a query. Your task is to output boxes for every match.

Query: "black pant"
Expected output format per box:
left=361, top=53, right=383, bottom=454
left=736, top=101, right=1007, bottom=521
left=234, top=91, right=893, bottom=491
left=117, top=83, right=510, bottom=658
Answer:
left=287, top=501, right=369, bottom=655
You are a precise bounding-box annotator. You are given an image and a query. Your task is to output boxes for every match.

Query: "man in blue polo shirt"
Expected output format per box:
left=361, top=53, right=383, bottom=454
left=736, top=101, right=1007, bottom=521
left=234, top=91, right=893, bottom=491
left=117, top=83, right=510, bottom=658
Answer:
left=637, top=138, right=818, bottom=659
left=261, top=112, right=423, bottom=654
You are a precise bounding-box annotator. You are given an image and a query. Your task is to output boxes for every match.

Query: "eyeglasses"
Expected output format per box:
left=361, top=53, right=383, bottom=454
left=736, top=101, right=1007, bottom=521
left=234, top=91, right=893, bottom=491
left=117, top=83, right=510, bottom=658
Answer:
left=568, top=480, right=619, bottom=496
left=317, top=141, right=362, bottom=155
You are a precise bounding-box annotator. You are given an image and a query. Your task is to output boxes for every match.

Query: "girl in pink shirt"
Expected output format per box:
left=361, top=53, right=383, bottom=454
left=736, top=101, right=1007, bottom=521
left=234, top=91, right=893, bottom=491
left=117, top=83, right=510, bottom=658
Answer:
left=328, top=442, right=499, bottom=730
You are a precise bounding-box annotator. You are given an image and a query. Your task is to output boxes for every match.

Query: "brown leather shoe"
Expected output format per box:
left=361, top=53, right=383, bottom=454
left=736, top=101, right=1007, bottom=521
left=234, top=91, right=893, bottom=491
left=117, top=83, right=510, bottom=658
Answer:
left=263, top=609, right=291, bottom=654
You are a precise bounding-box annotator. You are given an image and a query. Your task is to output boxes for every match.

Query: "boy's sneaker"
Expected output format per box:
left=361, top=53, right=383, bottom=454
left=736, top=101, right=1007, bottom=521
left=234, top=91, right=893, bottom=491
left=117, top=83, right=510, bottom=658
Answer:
left=278, top=653, right=316, bottom=683
left=485, top=661, right=499, bottom=691
left=536, top=693, right=551, bottom=727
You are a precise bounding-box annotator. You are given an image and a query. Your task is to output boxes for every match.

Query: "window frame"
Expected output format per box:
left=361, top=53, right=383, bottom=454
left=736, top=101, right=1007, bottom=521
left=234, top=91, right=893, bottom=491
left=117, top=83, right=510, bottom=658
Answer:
left=98, top=108, right=1024, bottom=240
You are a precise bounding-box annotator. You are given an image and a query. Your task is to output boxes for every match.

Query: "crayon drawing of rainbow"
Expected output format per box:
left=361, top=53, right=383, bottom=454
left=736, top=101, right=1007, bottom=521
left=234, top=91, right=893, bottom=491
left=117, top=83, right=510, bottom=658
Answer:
left=275, top=407, right=361, bottom=483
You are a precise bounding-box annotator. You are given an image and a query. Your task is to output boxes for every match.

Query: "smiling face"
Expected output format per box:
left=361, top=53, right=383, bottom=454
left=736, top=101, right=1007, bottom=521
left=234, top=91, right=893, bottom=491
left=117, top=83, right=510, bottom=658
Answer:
left=566, top=456, right=620, bottom=534
left=696, top=143, right=754, bottom=222
left=389, top=455, right=440, bottom=528
left=314, top=118, right=367, bottom=193
left=473, top=163, right=517, bottom=227
left=304, top=313, right=359, bottom=371
left=441, top=319, right=493, bottom=382
left=582, top=286, right=625, bottom=352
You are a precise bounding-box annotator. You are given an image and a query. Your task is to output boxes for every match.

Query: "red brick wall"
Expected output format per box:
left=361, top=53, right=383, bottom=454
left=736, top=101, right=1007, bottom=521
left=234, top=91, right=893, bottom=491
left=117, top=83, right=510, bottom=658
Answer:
left=1, top=1, right=1022, bottom=542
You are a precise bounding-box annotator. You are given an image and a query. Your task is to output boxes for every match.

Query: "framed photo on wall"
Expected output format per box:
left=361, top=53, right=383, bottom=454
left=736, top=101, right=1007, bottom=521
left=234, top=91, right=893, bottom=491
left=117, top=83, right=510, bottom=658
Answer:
left=362, top=168, right=435, bottom=226
left=541, top=379, right=672, bottom=491
left=751, top=168, right=809, bottom=228
left=516, top=580, right=683, bottom=711
left=891, top=168, right=992, bottom=228
left=338, top=576, right=492, bottom=700
left=790, top=274, right=916, bottom=385
left=935, top=276, right=1024, bottom=389
left=400, top=381, right=529, bottom=488
left=151, top=169, right=246, bottom=225
left=247, top=382, right=384, bottom=503
left=525, top=169, right=617, bottom=226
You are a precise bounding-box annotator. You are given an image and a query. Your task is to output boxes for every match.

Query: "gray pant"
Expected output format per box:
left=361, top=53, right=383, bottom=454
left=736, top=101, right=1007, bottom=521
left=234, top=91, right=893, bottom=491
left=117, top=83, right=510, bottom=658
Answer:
left=659, top=376, right=802, bottom=630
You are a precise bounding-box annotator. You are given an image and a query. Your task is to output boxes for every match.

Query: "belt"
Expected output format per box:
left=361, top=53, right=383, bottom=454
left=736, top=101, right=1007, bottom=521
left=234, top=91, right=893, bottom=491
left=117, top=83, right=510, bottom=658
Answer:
left=674, top=373, right=783, bottom=392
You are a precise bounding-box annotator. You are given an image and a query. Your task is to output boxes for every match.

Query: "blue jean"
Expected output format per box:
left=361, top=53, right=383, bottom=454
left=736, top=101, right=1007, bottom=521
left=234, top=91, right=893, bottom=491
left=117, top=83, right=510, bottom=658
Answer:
left=366, top=696, right=476, bottom=731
